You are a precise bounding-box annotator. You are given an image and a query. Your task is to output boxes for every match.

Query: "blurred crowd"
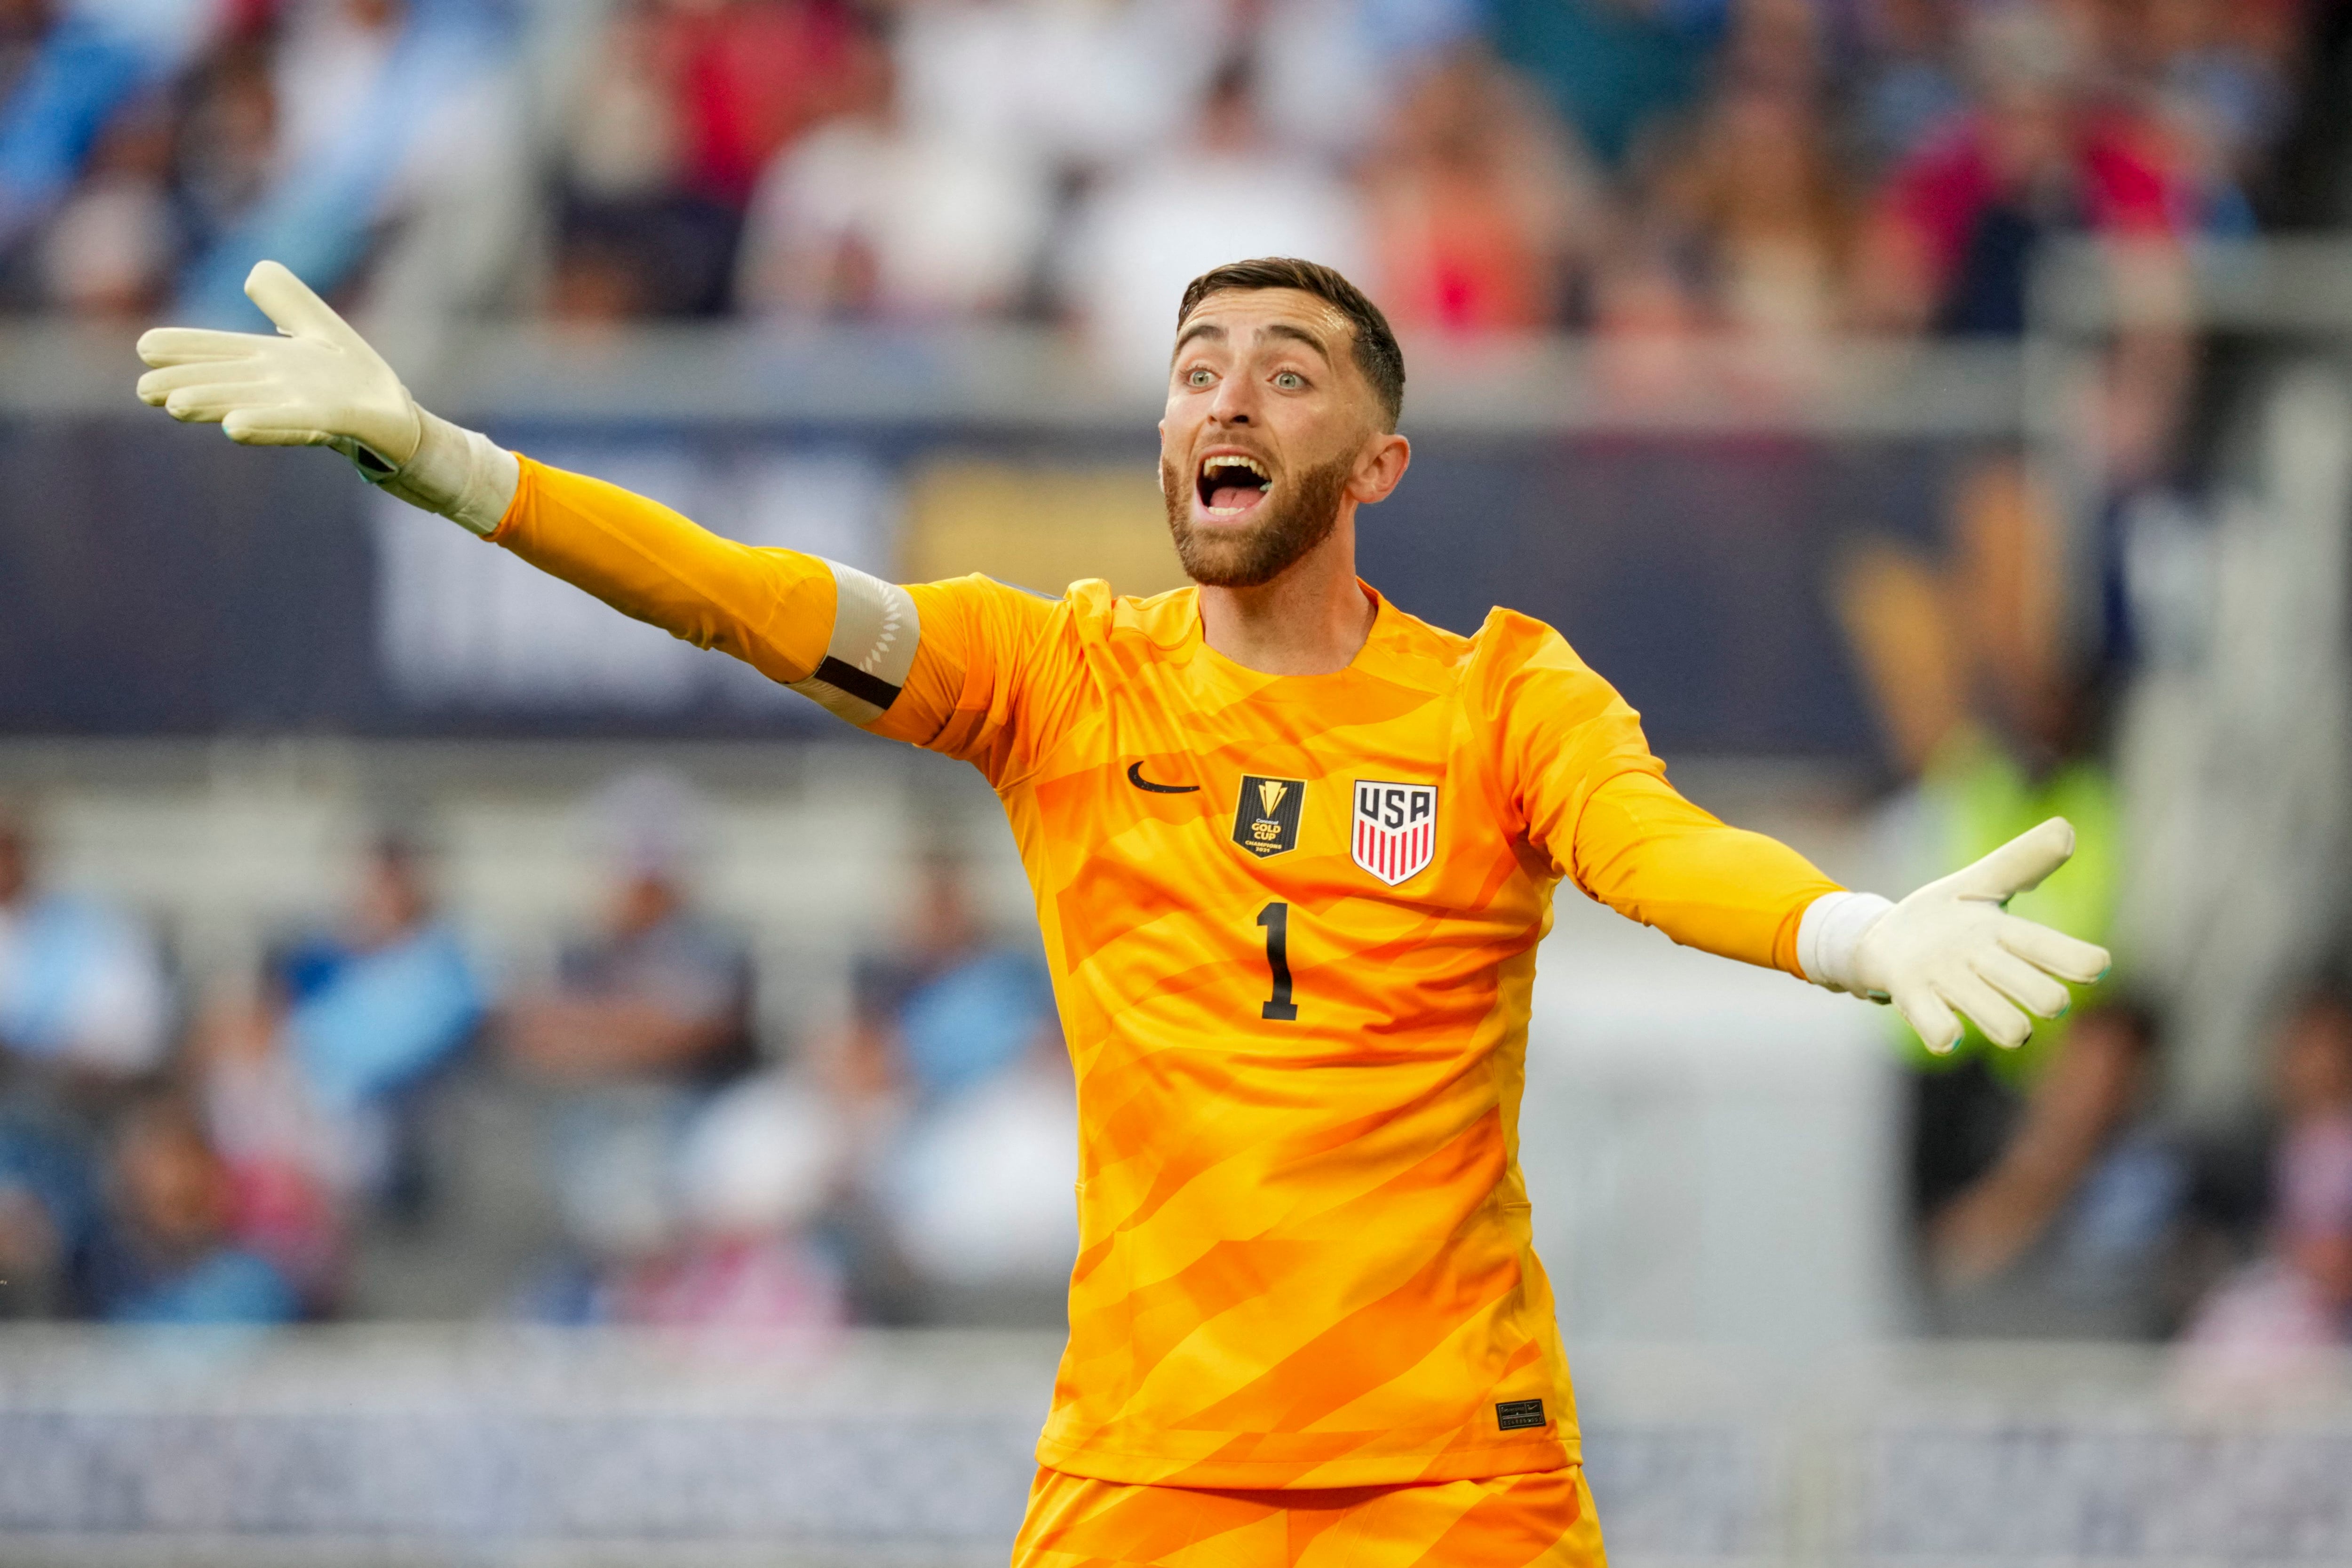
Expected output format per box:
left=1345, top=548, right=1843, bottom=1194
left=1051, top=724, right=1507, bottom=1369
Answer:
left=5, top=749, right=2349, bottom=1354
left=0, top=0, right=2319, bottom=375
left=0, top=772, right=1077, bottom=1333
left=0, top=0, right=2346, bottom=1360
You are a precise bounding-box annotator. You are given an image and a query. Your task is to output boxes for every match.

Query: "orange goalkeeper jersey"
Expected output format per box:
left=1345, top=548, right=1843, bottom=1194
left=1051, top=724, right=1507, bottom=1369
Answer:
left=490, top=457, right=1842, bottom=1488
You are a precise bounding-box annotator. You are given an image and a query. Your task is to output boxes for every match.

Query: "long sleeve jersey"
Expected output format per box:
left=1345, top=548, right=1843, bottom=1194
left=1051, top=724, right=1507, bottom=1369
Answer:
left=488, top=456, right=1843, bottom=1487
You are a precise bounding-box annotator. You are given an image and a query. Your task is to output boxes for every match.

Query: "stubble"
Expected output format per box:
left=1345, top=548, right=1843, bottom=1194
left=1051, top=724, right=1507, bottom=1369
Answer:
left=1160, top=450, right=1354, bottom=589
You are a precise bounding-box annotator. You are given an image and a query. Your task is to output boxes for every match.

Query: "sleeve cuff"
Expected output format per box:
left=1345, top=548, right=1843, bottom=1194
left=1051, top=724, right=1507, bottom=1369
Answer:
left=1797, top=890, right=1894, bottom=993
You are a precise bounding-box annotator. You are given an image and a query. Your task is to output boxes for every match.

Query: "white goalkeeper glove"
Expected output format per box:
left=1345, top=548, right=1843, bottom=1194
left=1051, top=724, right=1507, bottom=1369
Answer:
left=134, top=261, right=517, bottom=536
left=1799, top=817, right=2111, bottom=1055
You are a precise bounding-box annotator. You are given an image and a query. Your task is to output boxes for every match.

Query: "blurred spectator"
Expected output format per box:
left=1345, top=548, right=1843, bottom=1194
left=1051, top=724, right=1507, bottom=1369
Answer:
left=1851, top=0, right=1969, bottom=171
left=0, top=803, right=167, bottom=1319
left=168, top=24, right=276, bottom=260
left=890, top=0, right=1217, bottom=175
left=1240, top=0, right=1481, bottom=164
left=190, top=834, right=484, bottom=1303
left=663, top=0, right=866, bottom=210
left=1918, top=1003, right=2191, bottom=1337
left=83, top=1094, right=299, bottom=1325
left=1851, top=8, right=2211, bottom=574
left=2126, top=0, right=2296, bottom=183
left=2182, top=988, right=2352, bottom=1360
left=504, top=772, right=754, bottom=1299
left=190, top=994, right=344, bottom=1305
left=882, top=1053, right=1077, bottom=1317
left=174, top=0, right=530, bottom=326
left=1645, top=83, right=1853, bottom=384
left=1360, top=44, right=1601, bottom=335
left=609, top=1067, right=846, bottom=1334
left=842, top=857, right=1054, bottom=1112
left=0, top=0, right=215, bottom=253
left=507, top=773, right=752, bottom=1091
left=548, top=0, right=870, bottom=322
left=1647, top=0, right=1857, bottom=360
left=0, top=1098, right=95, bottom=1317
left=34, top=86, right=172, bottom=315
left=734, top=19, right=1051, bottom=322
left=269, top=836, right=480, bottom=1138
left=1485, top=0, right=1728, bottom=171
left=1058, top=54, right=1367, bottom=388
left=826, top=857, right=1072, bottom=1321
left=0, top=804, right=170, bottom=1084
left=1853, top=7, right=2190, bottom=338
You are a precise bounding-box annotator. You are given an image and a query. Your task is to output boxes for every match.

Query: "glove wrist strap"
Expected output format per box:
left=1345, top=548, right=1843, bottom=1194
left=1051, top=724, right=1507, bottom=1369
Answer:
left=1798, top=891, right=1895, bottom=993
left=364, top=408, right=519, bottom=537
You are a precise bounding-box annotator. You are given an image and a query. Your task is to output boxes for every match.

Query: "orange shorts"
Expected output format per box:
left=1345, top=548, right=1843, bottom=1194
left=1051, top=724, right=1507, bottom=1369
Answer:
left=1009, top=1464, right=1606, bottom=1568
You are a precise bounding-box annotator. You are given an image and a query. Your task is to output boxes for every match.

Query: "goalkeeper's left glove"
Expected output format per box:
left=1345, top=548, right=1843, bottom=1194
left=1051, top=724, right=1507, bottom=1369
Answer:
left=134, top=260, right=515, bottom=535
left=1799, top=817, right=2112, bottom=1055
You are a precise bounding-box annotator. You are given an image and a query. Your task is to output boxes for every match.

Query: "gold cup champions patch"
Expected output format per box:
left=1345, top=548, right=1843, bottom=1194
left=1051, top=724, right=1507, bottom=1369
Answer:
left=1232, top=775, right=1306, bottom=859
left=1352, top=780, right=1438, bottom=884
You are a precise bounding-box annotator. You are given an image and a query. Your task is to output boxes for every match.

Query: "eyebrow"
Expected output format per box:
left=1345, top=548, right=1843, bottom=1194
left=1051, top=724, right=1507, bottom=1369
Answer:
left=1171, top=319, right=1335, bottom=366
left=1173, top=321, right=1225, bottom=358
left=1261, top=323, right=1334, bottom=366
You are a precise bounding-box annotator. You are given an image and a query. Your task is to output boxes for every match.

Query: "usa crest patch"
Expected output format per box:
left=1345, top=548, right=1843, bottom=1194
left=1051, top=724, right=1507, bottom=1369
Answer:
left=1352, top=780, right=1437, bottom=885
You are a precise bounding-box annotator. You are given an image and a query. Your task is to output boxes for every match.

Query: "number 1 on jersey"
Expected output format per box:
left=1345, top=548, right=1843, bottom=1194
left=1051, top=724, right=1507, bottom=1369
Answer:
left=1257, top=902, right=1298, bottom=1021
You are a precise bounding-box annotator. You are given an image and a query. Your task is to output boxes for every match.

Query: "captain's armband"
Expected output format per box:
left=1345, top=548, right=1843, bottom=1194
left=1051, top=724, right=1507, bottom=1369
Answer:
left=787, top=561, right=920, bottom=724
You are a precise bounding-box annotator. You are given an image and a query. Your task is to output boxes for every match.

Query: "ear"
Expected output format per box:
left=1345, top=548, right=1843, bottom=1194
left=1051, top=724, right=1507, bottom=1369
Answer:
left=1346, top=431, right=1412, bottom=506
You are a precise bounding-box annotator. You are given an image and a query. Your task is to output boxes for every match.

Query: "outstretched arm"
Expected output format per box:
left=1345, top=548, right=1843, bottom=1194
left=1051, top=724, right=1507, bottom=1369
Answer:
left=136, top=261, right=1054, bottom=766
left=1575, top=773, right=2107, bottom=1055
left=1568, top=768, right=1840, bottom=976
left=1505, top=622, right=2108, bottom=1055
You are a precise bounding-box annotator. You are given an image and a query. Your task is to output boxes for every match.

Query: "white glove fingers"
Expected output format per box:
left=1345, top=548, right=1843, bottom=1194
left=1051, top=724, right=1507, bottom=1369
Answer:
left=1948, top=817, right=2076, bottom=904
left=245, top=260, right=366, bottom=350
left=1892, top=983, right=1964, bottom=1055
left=1974, top=947, right=2073, bottom=1020
left=163, top=380, right=290, bottom=422
left=1940, top=971, right=2034, bottom=1049
left=140, top=363, right=272, bottom=406
left=221, top=407, right=337, bottom=446
left=1996, top=916, right=2112, bottom=985
left=135, top=327, right=270, bottom=367
left=159, top=387, right=246, bottom=423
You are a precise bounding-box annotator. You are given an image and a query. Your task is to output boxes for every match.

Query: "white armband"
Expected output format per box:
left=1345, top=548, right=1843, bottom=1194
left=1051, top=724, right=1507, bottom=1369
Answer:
left=786, top=561, right=920, bottom=724
left=1797, top=891, right=1896, bottom=995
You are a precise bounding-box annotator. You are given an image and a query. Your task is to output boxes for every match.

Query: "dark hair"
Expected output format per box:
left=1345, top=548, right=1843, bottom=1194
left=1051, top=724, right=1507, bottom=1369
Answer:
left=1176, top=257, right=1405, bottom=430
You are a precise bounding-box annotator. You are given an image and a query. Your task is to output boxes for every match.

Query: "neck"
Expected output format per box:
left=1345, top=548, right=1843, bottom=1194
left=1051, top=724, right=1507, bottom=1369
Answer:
left=1196, top=516, right=1375, bottom=676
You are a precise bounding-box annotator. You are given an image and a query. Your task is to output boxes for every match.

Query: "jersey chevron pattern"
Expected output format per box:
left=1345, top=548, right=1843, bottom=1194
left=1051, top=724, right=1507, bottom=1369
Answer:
left=491, top=457, right=1844, bottom=1488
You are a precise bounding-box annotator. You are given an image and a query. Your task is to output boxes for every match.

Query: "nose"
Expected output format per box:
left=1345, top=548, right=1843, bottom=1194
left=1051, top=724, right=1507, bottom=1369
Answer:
left=1207, top=373, right=1257, bottom=427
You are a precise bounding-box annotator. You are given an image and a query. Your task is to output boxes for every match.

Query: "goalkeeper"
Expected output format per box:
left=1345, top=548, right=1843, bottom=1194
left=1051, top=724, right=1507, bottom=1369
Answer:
left=138, top=258, right=2108, bottom=1565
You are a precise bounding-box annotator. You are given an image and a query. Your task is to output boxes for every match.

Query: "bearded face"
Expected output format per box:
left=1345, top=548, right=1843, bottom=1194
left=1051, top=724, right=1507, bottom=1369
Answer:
left=1161, top=446, right=1354, bottom=589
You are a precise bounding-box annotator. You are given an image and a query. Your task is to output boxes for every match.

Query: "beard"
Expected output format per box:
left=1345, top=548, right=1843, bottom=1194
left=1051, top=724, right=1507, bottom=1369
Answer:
left=1161, top=449, right=1352, bottom=589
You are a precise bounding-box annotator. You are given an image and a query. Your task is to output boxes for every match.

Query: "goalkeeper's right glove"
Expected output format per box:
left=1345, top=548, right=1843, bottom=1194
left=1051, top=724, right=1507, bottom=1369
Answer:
left=134, top=261, right=516, bottom=535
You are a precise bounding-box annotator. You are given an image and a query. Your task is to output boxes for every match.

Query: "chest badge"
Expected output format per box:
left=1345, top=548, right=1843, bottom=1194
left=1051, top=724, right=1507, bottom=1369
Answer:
left=1232, top=775, right=1306, bottom=859
left=1353, top=780, right=1438, bottom=885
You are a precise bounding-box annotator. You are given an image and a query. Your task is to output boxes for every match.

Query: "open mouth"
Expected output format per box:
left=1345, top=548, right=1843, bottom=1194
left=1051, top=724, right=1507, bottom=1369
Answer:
left=1196, top=453, right=1271, bottom=517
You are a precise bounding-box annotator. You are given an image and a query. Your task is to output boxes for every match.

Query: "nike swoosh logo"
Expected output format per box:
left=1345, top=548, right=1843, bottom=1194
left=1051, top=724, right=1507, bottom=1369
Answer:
left=1126, top=761, right=1199, bottom=794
